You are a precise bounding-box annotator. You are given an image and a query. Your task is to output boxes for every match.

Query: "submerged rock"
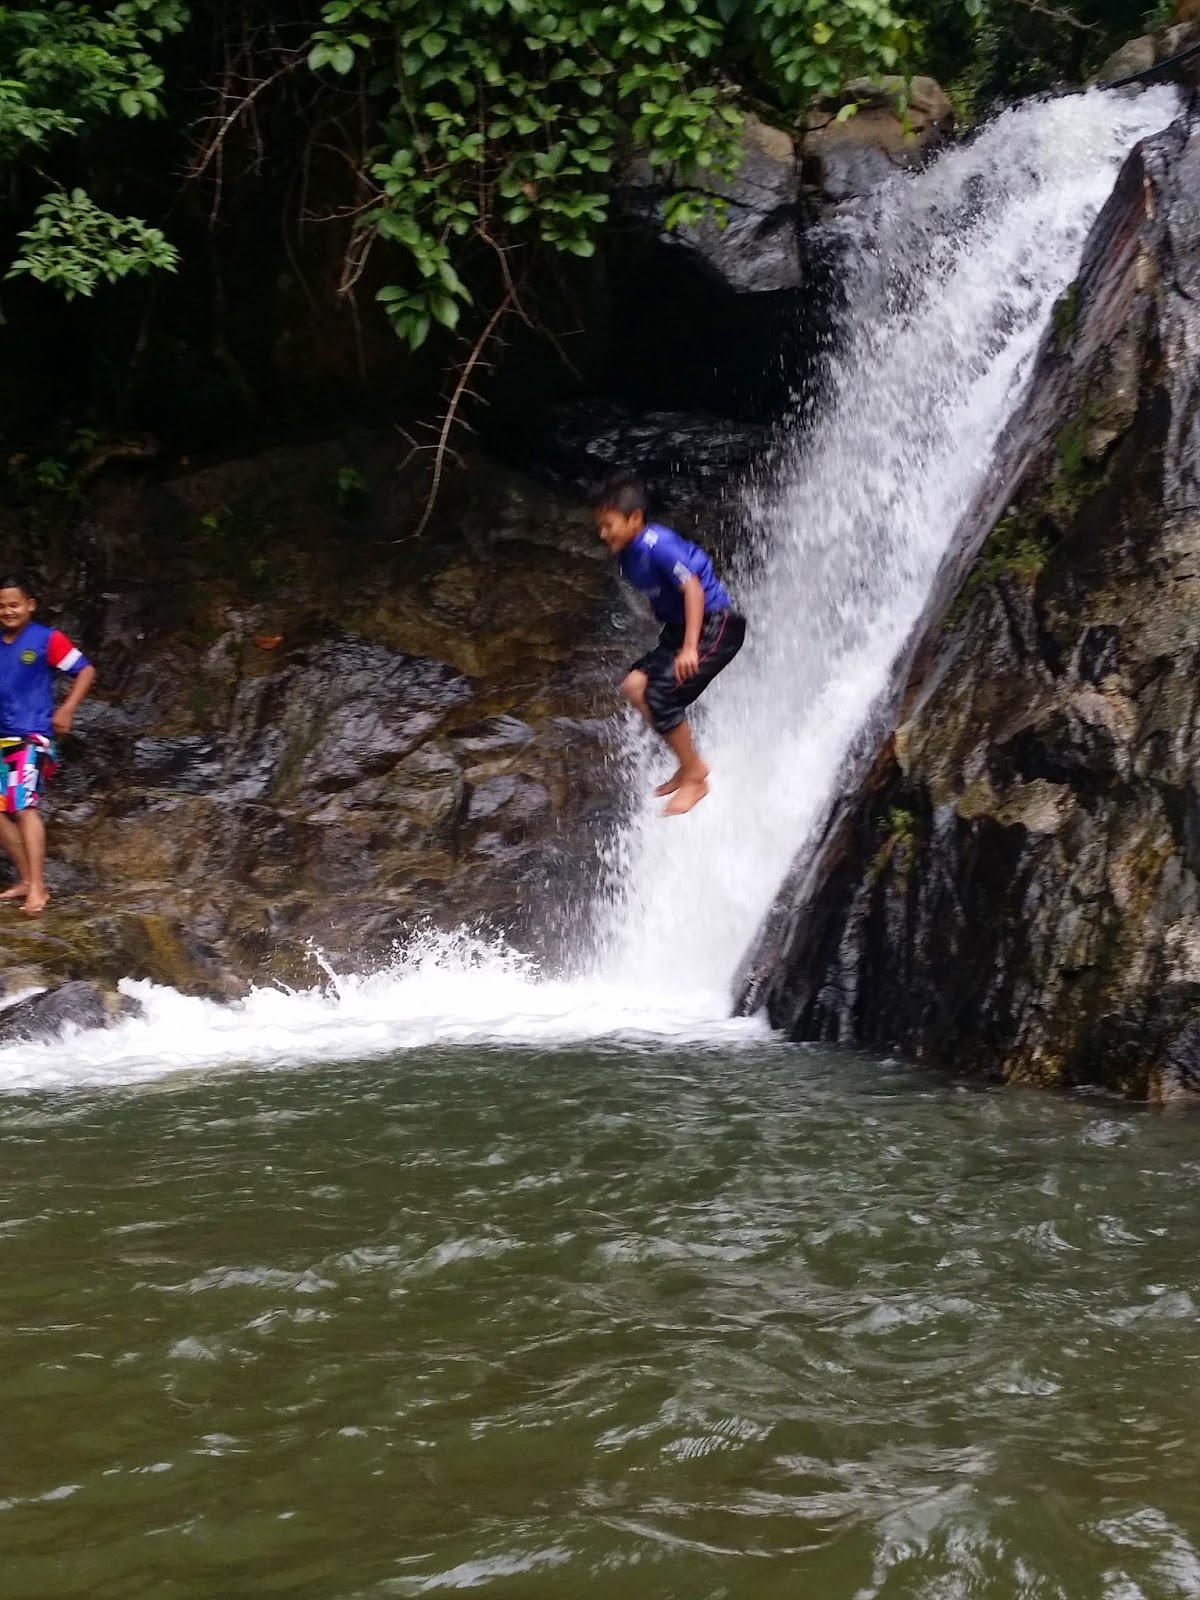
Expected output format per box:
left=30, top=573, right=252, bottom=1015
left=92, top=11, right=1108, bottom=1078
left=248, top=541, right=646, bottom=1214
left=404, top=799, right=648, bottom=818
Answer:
left=0, top=981, right=142, bottom=1045
left=740, top=115, right=1200, bottom=1098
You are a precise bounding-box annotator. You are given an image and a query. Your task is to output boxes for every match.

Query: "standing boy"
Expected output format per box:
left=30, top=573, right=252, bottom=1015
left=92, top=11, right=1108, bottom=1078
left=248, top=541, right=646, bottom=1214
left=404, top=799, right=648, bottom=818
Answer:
left=594, top=476, right=745, bottom=816
left=0, top=575, right=95, bottom=915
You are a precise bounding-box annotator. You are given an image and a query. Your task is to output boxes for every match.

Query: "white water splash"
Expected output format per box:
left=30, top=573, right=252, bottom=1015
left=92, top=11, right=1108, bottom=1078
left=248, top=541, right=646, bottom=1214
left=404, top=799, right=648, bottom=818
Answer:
left=0, top=87, right=1179, bottom=1091
left=0, top=933, right=767, bottom=1094
left=596, top=86, right=1180, bottom=994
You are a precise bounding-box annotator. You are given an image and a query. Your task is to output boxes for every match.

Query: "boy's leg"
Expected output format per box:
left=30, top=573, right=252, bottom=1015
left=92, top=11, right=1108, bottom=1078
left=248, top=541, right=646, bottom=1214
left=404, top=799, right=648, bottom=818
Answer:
left=635, top=675, right=709, bottom=812
left=0, top=743, right=53, bottom=913
left=625, top=667, right=696, bottom=801
left=620, top=669, right=654, bottom=729
left=656, top=612, right=747, bottom=808
left=660, top=719, right=709, bottom=816
left=15, top=809, right=48, bottom=915
left=0, top=812, right=31, bottom=900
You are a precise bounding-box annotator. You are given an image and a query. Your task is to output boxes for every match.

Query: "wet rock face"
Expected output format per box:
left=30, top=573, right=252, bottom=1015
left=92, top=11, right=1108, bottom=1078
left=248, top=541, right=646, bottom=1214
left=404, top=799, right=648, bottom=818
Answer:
left=742, top=118, right=1200, bottom=1099
left=1095, top=21, right=1200, bottom=87
left=801, top=78, right=953, bottom=214
left=620, top=114, right=802, bottom=293
left=531, top=401, right=770, bottom=551
left=0, top=453, right=637, bottom=997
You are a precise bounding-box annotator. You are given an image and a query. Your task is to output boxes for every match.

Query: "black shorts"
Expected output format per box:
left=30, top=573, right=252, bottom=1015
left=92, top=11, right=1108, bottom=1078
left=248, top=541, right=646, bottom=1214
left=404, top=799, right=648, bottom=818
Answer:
left=628, top=610, right=746, bottom=735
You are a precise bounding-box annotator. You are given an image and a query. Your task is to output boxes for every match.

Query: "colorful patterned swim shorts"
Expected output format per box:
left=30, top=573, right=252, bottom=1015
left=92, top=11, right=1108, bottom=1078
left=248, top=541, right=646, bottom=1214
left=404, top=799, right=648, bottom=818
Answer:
left=0, top=735, right=58, bottom=815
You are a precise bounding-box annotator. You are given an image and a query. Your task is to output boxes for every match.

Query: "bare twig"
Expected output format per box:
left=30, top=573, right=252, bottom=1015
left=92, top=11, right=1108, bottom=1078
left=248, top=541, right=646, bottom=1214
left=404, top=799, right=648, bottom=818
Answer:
left=406, top=290, right=514, bottom=542
left=190, top=61, right=302, bottom=182
left=1012, top=0, right=1098, bottom=28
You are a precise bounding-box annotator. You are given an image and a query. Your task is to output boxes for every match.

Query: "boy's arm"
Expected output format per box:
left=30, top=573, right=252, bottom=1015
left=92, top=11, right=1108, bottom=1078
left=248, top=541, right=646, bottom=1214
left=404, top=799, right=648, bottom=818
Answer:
left=674, top=576, right=705, bottom=683
left=52, top=663, right=95, bottom=736
left=647, top=538, right=707, bottom=684
left=46, top=631, right=96, bottom=737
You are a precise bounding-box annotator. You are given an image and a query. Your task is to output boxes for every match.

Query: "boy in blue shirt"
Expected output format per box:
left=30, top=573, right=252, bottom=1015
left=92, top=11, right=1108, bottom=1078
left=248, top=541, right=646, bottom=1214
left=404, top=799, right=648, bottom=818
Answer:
left=594, top=476, right=745, bottom=816
left=0, top=575, right=95, bottom=915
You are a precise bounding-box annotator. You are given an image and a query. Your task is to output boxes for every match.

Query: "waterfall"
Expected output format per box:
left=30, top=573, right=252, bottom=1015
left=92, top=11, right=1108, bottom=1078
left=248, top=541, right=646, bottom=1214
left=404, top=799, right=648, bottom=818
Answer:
left=593, top=86, right=1180, bottom=996
left=0, top=86, right=1181, bottom=1087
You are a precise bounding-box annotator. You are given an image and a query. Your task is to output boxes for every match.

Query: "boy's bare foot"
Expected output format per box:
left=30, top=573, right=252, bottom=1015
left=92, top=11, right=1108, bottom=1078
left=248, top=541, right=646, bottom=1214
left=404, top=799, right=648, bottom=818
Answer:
left=656, top=759, right=708, bottom=799
left=22, top=887, right=49, bottom=916
left=0, top=883, right=29, bottom=902
left=663, top=778, right=709, bottom=816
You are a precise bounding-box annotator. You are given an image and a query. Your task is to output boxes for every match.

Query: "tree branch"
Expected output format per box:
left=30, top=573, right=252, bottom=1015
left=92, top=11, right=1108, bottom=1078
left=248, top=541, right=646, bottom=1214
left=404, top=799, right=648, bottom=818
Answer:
left=405, top=291, right=514, bottom=543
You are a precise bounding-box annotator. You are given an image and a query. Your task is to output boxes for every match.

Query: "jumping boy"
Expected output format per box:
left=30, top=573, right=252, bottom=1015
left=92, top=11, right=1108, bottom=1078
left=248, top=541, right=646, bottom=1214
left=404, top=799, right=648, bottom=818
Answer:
left=0, top=575, right=95, bottom=915
left=594, top=476, right=745, bottom=816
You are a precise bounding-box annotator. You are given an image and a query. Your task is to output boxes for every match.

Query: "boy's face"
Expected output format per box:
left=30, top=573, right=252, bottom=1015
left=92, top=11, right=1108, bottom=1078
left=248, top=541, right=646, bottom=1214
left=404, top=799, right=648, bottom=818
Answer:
left=0, top=587, right=35, bottom=636
left=595, top=505, right=644, bottom=554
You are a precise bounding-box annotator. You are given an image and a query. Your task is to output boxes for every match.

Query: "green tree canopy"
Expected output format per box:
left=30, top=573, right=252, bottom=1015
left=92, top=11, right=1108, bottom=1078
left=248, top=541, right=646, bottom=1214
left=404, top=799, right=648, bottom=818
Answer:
left=304, top=0, right=912, bottom=346
left=1, top=0, right=918, bottom=335
left=0, top=0, right=1160, bottom=455
left=0, top=1, right=185, bottom=295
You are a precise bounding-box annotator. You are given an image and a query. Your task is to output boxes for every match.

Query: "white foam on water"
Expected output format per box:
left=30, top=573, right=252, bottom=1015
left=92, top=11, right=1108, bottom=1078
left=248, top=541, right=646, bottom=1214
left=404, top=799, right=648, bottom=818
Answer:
left=0, top=933, right=768, bottom=1094
left=0, top=87, right=1179, bottom=1092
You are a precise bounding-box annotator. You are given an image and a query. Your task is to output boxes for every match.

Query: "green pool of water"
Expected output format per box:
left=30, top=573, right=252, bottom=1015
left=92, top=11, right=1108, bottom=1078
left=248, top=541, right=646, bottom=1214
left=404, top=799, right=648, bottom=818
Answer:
left=2, top=1044, right=1198, bottom=1598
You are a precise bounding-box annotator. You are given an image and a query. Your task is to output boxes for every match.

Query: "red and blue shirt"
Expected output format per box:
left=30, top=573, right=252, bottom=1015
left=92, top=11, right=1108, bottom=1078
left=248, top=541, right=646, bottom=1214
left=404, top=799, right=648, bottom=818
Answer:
left=0, top=622, right=90, bottom=738
left=617, top=523, right=732, bottom=626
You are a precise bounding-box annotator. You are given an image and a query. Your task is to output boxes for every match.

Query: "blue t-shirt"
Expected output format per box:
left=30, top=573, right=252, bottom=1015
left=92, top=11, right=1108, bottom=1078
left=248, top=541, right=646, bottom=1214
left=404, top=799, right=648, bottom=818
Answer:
left=617, top=523, right=731, bottom=627
left=0, top=622, right=90, bottom=738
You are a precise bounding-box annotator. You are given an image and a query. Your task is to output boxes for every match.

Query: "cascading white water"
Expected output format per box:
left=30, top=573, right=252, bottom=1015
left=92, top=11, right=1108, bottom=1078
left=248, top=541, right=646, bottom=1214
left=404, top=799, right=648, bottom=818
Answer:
left=0, top=87, right=1180, bottom=1089
left=596, top=85, right=1181, bottom=994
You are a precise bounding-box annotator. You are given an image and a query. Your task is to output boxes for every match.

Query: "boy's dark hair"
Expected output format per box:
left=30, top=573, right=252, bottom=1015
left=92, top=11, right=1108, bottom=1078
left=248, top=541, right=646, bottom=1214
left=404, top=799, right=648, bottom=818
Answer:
left=0, top=572, right=34, bottom=598
left=593, top=474, right=649, bottom=518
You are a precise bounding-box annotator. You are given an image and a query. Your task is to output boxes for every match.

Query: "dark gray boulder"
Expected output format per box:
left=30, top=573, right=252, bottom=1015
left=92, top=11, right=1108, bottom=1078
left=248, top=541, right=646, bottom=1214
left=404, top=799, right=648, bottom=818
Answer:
left=0, top=981, right=142, bottom=1046
left=620, top=114, right=803, bottom=293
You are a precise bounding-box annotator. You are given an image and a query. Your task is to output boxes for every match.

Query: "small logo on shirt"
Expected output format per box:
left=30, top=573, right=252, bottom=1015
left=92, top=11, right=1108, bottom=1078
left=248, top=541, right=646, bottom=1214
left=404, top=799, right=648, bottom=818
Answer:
left=19, top=650, right=35, bottom=665
left=644, top=531, right=659, bottom=547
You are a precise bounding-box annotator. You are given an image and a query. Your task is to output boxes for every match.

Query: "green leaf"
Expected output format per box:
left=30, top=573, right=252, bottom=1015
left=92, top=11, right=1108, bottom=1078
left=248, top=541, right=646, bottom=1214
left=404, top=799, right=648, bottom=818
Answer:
left=421, top=31, right=448, bottom=58
left=429, top=292, right=460, bottom=328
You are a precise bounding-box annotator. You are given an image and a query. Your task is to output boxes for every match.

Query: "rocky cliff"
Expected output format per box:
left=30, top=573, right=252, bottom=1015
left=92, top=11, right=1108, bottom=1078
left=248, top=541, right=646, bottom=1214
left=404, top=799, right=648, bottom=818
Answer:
left=0, top=439, right=640, bottom=1000
left=740, top=112, right=1200, bottom=1099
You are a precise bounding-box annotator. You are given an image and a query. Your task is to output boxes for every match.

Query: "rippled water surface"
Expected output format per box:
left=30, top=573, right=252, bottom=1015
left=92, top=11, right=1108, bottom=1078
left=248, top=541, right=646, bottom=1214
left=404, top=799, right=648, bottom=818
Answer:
left=3, top=1044, right=1200, bottom=1599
